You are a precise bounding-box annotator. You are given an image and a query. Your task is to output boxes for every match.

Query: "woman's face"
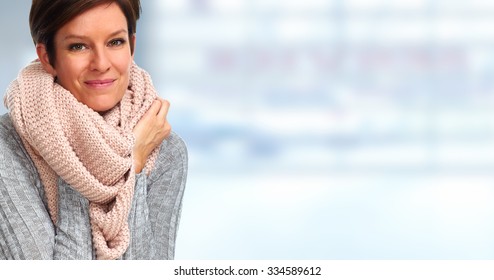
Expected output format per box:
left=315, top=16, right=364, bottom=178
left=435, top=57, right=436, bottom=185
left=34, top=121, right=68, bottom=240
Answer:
left=40, top=3, right=134, bottom=112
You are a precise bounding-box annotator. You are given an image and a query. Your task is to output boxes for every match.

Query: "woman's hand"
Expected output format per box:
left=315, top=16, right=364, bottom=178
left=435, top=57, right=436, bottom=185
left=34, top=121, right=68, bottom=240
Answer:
left=132, top=98, right=171, bottom=173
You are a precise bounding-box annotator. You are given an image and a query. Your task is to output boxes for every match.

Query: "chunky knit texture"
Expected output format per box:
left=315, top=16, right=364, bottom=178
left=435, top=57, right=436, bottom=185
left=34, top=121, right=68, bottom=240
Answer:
left=4, top=60, right=159, bottom=260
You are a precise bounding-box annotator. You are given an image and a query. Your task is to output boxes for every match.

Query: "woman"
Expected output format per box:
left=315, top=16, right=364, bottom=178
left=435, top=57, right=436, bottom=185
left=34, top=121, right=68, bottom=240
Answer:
left=0, top=0, right=188, bottom=260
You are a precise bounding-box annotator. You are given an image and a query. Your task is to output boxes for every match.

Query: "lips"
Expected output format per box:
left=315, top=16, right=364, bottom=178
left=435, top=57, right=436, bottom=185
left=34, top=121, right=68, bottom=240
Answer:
left=85, top=79, right=115, bottom=88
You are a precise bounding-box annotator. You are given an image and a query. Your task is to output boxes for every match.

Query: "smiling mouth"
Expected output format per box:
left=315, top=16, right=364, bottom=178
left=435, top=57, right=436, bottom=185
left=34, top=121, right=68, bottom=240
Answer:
left=85, top=79, right=115, bottom=88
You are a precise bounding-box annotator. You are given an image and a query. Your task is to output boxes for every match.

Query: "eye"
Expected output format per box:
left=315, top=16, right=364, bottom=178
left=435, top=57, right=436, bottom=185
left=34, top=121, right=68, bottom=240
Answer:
left=108, top=38, right=126, bottom=47
left=68, top=43, right=87, bottom=51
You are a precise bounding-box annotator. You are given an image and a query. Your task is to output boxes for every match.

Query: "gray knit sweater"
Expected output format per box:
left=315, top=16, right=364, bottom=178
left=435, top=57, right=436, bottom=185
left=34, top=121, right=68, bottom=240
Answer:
left=0, top=113, right=188, bottom=259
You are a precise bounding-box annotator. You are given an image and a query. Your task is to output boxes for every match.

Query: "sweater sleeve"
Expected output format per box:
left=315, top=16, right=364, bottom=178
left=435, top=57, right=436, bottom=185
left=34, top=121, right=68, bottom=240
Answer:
left=123, top=131, right=188, bottom=259
left=0, top=114, right=55, bottom=259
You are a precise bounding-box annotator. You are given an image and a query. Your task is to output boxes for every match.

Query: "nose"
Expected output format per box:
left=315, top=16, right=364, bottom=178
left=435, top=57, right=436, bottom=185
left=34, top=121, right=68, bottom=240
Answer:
left=90, top=47, right=111, bottom=72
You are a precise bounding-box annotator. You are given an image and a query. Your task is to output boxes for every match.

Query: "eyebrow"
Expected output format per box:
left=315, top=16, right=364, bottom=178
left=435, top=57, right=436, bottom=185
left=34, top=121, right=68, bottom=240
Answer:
left=62, top=29, right=128, bottom=41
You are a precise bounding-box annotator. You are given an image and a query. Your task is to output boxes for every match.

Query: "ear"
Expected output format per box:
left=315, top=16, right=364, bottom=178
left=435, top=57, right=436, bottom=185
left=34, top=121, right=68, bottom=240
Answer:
left=36, top=43, right=57, bottom=76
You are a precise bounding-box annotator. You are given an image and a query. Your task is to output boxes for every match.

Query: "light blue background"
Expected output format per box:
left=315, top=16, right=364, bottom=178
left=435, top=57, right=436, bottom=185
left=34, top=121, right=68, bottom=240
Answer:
left=2, top=1, right=494, bottom=259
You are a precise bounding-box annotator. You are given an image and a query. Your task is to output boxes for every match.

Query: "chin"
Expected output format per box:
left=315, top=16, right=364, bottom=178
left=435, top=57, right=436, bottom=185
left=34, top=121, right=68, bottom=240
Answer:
left=88, top=94, right=124, bottom=111
left=86, top=101, right=119, bottom=113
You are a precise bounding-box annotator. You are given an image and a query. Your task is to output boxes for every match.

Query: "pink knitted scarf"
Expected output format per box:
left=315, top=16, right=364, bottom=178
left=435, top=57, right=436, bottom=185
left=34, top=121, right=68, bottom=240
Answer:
left=4, top=60, right=159, bottom=260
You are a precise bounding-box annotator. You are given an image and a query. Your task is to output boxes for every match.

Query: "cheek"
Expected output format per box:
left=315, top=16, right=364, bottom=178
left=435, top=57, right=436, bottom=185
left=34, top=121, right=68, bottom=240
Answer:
left=55, top=59, right=85, bottom=82
left=115, top=48, right=133, bottom=68
left=117, top=60, right=132, bottom=85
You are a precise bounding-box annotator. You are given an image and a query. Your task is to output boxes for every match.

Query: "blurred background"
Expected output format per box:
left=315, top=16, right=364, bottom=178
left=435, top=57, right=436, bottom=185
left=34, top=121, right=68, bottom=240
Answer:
left=3, top=0, right=494, bottom=259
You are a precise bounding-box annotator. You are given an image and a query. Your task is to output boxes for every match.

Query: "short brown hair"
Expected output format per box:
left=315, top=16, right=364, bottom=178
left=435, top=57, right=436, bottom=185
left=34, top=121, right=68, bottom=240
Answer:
left=29, top=0, right=141, bottom=66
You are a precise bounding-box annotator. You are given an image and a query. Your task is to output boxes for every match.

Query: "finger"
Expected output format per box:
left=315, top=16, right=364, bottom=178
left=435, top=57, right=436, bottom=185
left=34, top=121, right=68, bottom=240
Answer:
left=145, top=99, right=161, bottom=117
left=157, top=98, right=170, bottom=120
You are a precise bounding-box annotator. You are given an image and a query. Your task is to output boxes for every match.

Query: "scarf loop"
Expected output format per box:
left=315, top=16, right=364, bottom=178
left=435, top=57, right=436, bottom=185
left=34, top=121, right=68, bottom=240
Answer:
left=4, top=60, right=159, bottom=260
